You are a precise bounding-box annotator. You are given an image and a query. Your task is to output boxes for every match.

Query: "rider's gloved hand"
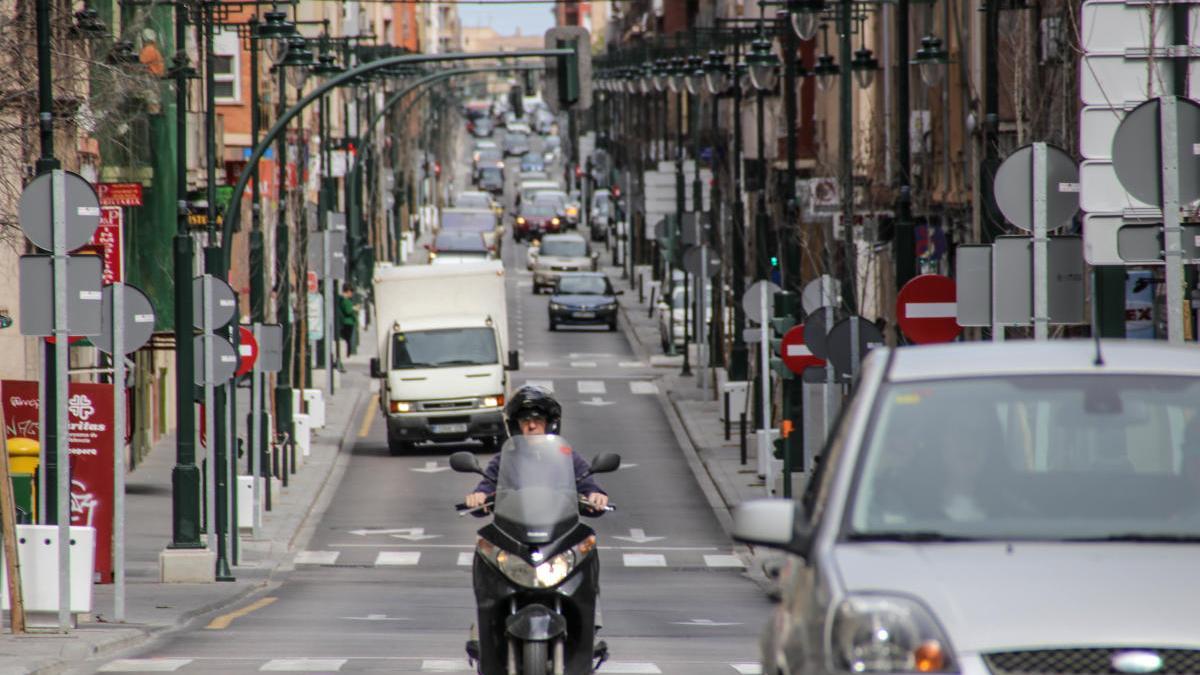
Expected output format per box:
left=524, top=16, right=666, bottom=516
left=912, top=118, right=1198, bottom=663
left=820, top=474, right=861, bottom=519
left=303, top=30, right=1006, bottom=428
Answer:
left=466, top=491, right=491, bottom=509
left=585, top=492, right=608, bottom=510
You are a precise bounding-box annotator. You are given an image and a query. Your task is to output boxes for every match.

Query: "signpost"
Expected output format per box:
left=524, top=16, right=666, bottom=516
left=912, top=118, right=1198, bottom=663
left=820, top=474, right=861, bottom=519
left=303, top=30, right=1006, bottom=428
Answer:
left=742, top=280, right=780, bottom=494
left=779, top=325, right=825, bottom=374
left=236, top=326, right=259, bottom=378
left=827, top=317, right=884, bottom=379
left=896, top=275, right=960, bottom=344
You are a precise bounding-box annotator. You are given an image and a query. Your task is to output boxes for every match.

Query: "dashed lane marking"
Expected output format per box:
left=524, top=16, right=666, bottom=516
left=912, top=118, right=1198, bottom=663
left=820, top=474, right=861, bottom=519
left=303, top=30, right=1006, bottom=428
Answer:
left=619, top=361, right=647, bottom=368
left=358, top=394, right=378, bottom=438
left=622, top=553, right=668, bottom=567
left=703, top=554, right=746, bottom=568
left=630, top=381, right=658, bottom=395
left=598, top=663, right=663, bottom=674
left=260, top=659, right=347, bottom=671
left=295, top=550, right=340, bottom=565
left=206, top=596, right=278, bottom=630
left=98, top=660, right=193, bottom=672
left=375, top=551, right=421, bottom=566
left=570, top=361, right=597, bottom=368
left=422, top=659, right=473, bottom=672
left=577, top=380, right=606, bottom=394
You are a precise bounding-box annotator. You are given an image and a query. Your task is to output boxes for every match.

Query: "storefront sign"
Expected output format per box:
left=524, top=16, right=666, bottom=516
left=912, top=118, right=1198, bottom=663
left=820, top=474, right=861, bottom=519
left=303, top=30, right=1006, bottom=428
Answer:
left=91, top=206, right=123, bottom=284
left=97, top=182, right=143, bottom=207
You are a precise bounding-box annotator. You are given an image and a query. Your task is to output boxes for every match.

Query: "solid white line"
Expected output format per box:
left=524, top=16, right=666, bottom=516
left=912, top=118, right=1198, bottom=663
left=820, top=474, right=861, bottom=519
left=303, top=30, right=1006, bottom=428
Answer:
left=99, top=660, right=193, bottom=673
left=375, top=551, right=421, bottom=566
left=295, top=550, right=339, bottom=565
left=629, top=381, right=658, bottom=395
left=260, top=659, right=347, bottom=672
left=622, top=553, right=667, bottom=567
left=457, top=552, right=473, bottom=566
left=703, top=554, right=745, bottom=568
left=578, top=380, right=606, bottom=394
left=905, top=301, right=957, bottom=319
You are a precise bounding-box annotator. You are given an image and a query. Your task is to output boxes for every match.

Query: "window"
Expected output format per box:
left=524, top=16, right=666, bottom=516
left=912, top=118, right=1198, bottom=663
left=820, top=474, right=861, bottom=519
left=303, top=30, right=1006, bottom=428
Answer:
left=213, top=29, right=240, bottom=103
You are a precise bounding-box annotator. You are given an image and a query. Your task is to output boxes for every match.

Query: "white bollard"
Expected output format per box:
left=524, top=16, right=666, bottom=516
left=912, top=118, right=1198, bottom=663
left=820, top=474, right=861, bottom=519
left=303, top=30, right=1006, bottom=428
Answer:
left=1, top=525, right=95, bottom=626
left=293, top=414, right=312, bottom=460
left=302, top=389, right=326, bottom=428
left=237, top=476, right=261, bottom=532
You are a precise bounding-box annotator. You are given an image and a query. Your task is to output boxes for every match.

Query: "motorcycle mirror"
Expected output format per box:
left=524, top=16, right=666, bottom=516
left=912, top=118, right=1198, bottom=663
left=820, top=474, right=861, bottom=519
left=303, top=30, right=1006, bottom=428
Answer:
left=588, top=453, right=621, bottom=474
left=449, top=451, right=484, bottom=475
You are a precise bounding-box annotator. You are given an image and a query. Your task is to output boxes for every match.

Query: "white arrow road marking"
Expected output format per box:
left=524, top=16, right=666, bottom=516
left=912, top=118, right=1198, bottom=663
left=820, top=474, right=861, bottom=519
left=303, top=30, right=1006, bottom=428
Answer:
left=622, top=553, right=667, bottom=567
left=703, top=554, right=746, bottom=568
left=375, top=551, right=422, bottom=566
left=904, top=302, right=957, bottom=319
left=341, top=614, right=411, bottom=621
left=579, top=397, right=614, bottom=407
left=613, top=528, right=665, bottom=544
left=388, top=528, right=442, bottom=541
left=348, top=527, right=432, bottom=537
left=671, top=619, right=744, bottom=627
left=630, top=381, right=658, bottom=395
left=411, top=461, right=449, bottom=474
left=731, top=665, right=763, bottom=675
left=570, top=361, right=598, bottom=368
left=261, top=659, right=347, bottom=672
left=578, top=380, right=606, bottom=394
left=785, top=344, right=812, bottom=357
left=523, top=379, right=554, bottom=392
left=597, top=663, right=662, bottom=674
left=294, top=550, right=339, bottom=565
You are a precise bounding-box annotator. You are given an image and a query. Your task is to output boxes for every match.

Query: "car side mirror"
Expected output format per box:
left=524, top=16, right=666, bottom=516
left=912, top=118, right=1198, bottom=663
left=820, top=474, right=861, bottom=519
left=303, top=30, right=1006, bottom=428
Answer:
left=506, top=349, right=520, bottom=371
left=588, top=453, right=621, bottom=474
left=370, top=357, right=383, bottom=379
left=449, top=451, right=485, bottom=476
left=732, top=499, right=813, bottom=559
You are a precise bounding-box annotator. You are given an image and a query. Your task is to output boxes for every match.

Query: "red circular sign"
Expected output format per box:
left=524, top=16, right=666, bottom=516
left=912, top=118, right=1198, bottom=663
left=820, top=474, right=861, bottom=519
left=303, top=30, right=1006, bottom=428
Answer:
left=306, top=270, right=319, bottom=294
left=897, top=274, right=961, bottom=344
left=779, top=325, right=825, bottom=374
left=236, top=326, right=259, bottom=377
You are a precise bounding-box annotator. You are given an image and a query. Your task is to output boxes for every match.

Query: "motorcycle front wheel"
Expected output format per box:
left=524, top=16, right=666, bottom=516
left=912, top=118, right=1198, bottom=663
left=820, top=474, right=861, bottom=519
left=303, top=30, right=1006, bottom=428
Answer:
left=521, top=640, right=548, bottom=675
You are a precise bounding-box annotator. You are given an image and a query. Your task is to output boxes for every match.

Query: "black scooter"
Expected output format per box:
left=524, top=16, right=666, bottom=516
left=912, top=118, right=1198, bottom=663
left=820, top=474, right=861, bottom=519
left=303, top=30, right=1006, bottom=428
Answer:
left=450, top=436, right=620, bottom=675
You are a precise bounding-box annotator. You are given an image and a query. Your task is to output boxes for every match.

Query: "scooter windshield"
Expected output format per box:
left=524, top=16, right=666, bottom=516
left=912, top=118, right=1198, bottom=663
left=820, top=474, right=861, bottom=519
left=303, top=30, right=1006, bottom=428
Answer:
left=494, top=435, right=579, bottom=545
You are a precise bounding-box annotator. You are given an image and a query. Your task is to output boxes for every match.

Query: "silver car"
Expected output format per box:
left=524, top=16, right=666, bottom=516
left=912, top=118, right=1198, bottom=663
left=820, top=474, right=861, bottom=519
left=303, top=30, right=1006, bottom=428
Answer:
left=530, top=233, right=596, bottom=293
left=735, top=340, right=1200, bottom=675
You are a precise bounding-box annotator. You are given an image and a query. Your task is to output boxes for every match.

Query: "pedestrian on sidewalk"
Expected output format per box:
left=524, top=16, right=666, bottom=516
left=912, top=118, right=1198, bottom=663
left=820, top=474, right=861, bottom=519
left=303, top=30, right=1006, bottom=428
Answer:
left=336, top=284, right=358, bottom=372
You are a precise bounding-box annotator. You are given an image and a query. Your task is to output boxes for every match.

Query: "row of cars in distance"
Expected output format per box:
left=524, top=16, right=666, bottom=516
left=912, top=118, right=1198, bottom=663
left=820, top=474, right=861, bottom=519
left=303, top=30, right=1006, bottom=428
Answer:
left=732, top=339, right=1200, bottom=672
left=426, top=193, right=504, bottom=265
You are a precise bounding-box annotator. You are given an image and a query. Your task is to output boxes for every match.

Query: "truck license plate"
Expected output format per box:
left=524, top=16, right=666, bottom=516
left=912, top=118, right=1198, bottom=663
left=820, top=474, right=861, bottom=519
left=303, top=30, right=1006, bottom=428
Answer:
left=574, top=311, right=595, bottom=318
left=431, top=423, right=468, bottom=434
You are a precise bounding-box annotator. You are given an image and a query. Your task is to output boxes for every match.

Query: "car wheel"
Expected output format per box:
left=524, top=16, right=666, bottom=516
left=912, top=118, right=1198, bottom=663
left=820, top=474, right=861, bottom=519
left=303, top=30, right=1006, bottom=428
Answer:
left=548, top=319, right=557, bottom=331
left=608, top=319, right=617, bottom=332
left=387, top=437, right=413, bottom=456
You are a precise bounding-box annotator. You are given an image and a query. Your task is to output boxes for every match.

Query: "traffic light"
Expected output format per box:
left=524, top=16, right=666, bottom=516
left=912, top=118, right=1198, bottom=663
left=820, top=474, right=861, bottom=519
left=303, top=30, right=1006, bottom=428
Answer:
left=543, top=27, right=592, bottom=113
left=768, top=291, right=797, bottom=379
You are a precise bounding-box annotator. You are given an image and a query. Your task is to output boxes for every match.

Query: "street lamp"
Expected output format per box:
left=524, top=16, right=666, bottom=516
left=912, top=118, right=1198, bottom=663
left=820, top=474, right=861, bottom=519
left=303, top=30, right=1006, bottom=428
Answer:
left=703, top=49, right=731, bottom=95
left=747, top=36, right=780, bottom=92
left=667, top=56, right=686, bottom=94
left=685, top=55, right=706, bottom=96
left=912, top=34, right=950, bottom=87
left=851, top=45, right=878, bottom=90
left=813, top=52, right=838, bottom=91
left=281, top=36, right=314, bottom=87
left=653, top=58, right=669, bottom=92
left=786, top=0, right=826, bottom=41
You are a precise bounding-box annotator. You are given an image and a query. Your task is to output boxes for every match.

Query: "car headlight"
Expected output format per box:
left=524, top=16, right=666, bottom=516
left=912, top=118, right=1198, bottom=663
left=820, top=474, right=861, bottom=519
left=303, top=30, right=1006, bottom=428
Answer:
left=481, top=394, right=505, bottom=408
left=600, top=302, right=617, bottom=310
left=831, top=595, right=957, bottom=673
left=551, top=217, right=561, bottom=225
left=549, top=302, right=564, bottom=310
left=477, top=536, right=595, bottom=589
left=516, top=217, right=526, bottom=225
left=390, top=401, right=413, bottom=413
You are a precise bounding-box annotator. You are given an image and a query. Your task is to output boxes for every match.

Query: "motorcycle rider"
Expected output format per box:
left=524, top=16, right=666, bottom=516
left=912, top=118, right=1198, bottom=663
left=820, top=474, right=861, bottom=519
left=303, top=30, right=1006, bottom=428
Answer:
left=464, top=384, right=610, bottom=512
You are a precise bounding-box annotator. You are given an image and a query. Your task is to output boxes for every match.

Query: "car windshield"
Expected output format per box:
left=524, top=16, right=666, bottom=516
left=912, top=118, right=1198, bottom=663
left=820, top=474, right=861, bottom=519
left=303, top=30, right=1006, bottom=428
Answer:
left=540, top=239, right=586, bottom=257
left=479, top=168, right=503, bottom=182
left=456, top=195, right=490, bottom=209
left=435, top=232, right=486, bottom=252
left=848, top=375, right=1200, bottom=541
left=440, top=212, right=494, bottom=232
left=557, top=276, right=608, bottom=295
left=390, top=327, right=498, bottom=369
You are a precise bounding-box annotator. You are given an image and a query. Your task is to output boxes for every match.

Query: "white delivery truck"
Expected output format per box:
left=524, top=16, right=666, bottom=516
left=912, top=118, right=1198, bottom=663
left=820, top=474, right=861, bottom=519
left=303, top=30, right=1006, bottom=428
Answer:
left=370, top=261, right=518, bottom=455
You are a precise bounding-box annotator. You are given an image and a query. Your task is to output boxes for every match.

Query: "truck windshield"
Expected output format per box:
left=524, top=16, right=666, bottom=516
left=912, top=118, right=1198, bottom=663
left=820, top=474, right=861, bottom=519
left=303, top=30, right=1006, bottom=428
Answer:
left=391, top=327, right=498, bottom=369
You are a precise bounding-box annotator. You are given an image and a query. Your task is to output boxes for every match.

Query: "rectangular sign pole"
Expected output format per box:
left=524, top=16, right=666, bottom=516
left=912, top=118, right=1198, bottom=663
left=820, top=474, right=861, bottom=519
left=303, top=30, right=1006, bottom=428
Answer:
left=52, top=170, right=71, bottom=630
left=758, top=287, right=772, bottom=495
left=699, top=247, right=708, bottom=398
left=250, top=323, right=262, bottom=537
left=112, top=283, right=126, bottom=621
left=203, top=277, right=216, bottom=554
left=324, top=231, right=335, bottom=396
left=1032, top=143, right=1050, bottom=341
left=226, top=376, right=237, bottom=566
left=1160, top=97, right=1184, bottom=344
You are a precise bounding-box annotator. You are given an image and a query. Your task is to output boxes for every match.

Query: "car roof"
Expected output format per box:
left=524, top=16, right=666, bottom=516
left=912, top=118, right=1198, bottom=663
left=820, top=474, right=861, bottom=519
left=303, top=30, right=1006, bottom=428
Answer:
left=884, top=340, right=1200, bottom=382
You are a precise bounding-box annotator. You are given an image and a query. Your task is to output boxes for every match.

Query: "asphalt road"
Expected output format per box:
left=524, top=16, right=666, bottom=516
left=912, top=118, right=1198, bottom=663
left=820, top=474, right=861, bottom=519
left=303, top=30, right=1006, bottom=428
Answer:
left=77, top=118, right=770, bottom=675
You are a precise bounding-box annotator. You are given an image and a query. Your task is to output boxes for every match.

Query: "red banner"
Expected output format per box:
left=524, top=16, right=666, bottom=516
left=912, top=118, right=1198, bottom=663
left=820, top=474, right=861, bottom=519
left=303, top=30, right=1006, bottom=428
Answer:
left=91, top=207, right=123, bottom=284
left=97, top=182, right=143, bottom=207
left=1, top=380, right=116, bottom=584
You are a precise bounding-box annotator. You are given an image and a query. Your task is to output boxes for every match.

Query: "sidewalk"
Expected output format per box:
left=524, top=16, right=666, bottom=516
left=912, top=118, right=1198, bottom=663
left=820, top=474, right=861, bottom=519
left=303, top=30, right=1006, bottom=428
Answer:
left=1, top=357, right=373, bottom=674
left=597, top=254, right=790, bottom=595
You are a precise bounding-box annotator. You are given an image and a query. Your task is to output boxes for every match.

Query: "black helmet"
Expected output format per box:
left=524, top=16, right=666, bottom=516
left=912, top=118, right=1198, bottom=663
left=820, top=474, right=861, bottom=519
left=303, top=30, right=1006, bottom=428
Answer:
left=504, top=384, right=562, bottom=436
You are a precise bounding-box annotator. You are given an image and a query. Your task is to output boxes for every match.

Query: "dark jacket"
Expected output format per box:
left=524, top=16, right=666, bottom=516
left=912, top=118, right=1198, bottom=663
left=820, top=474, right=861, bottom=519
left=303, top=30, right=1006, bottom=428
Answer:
left=472, top=451, right=606, bottom=496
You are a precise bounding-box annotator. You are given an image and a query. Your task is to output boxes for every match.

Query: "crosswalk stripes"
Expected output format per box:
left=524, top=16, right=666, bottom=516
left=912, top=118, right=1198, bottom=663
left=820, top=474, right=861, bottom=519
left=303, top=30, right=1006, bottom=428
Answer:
left=622, top=553, right=668, bottom=567
left=525, top=360, right=550, bottom=367
left=99, top=659, right=193, bottom=672
left=457, top=551, right=473, bottom=566
left=374, top=551, right=421, bottom=566
left=598, top=663, right=662, bottom=674
left=619, top=361, right=647, bottom=368
left=577, top=380, right=606, bottom=394
left=702, top=555, right=745, bottom=568
left=731, top=665, right=763, bottom=675
left=630, top=381, right=658, bottom=395
left=260, top=659, right=347, bottom=671
left=570, top=361, right=598, bottom=368
left=295, top=550, right=339, bottom=565
left=422, top=660, right=472, bottom=672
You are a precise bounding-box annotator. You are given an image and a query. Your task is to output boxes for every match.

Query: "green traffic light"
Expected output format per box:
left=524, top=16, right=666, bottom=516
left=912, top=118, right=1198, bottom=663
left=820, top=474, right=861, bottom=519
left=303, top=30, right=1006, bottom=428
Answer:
left=770, top=256, right=779, bottom=267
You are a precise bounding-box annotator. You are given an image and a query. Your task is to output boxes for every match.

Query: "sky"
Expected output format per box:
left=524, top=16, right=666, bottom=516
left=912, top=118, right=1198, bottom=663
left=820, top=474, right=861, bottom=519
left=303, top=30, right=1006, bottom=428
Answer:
left=457, top=1, right=556, bottom=36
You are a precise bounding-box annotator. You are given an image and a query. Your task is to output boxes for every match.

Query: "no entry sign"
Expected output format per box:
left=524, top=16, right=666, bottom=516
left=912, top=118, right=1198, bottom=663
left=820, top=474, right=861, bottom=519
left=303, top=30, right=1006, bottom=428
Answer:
left=897, top=274, right=961, bottom=344
left=779, top=325, right=825, bottom=374
left=236, top=325, right=259, bottom=377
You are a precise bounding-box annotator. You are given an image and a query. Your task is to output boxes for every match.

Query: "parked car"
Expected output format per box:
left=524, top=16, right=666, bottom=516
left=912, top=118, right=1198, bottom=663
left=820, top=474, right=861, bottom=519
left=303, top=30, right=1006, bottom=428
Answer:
left=530, top=233, right=596, bottom=293
left=733, top=339, right=1200, bottom=675
left=655, top=274, right=714, bottom=352
left=548, top=273, right=621, bottom=332
left=514, top=201, right=562, bottom=243
left=502, top=131, right=530, bottom=157
left=476, top=167, right=504, bottom=195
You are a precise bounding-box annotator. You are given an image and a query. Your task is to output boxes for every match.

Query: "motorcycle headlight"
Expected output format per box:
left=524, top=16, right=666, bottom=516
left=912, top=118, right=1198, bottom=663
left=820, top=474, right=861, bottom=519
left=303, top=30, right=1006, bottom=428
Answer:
left=478, top=536, right=593, bottom=589
left=831, top=595, right=957, bottom=673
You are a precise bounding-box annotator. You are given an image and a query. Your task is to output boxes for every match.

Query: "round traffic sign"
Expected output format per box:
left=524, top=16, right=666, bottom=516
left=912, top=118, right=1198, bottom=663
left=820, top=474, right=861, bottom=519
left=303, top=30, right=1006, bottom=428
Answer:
left=827, top=316, right=884, bottom=378
left=741, top=280, right=782, bottom=324
left=1112, top=97, right=1200, bottom=207
left=682, top=245, right=720, bottom=278
left=307, top=270, right=320, bottom=294
left=236, top=325, right=259, bottom=377
left=779, top=324, right=825, bottom=374
left=802, top=306, right=839, bottom=359
left=193, top=334, right=239, bottom=385
left=896, top=274, right=961, bottom=344
left=993, top=144, right=1078, bottom=232
left=18, top=171, right=102, bottom=253
left=192, top=275, right=238, bottom=330
left=801, top=275, right=840, bottom=315
left=94, top=283, right=156, bottom=355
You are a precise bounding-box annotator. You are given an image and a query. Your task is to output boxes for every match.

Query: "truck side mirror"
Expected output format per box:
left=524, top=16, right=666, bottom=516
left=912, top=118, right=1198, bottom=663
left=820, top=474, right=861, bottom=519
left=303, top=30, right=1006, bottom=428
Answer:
left=370, top=357, right=383, bottom=378
left=506, top=350, right=520, bottom=371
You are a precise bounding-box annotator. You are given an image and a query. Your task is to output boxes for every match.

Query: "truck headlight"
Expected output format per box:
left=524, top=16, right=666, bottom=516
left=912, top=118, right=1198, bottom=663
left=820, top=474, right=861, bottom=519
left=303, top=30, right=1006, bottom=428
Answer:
left=831, top=596, right=957, bottom=673
left=390, top=401, right=413, bottom=413
left=482, top=394, right=505, bottom=408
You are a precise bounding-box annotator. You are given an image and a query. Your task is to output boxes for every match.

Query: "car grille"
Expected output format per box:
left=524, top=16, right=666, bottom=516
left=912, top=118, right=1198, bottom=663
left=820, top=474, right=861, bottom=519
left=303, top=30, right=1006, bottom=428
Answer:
left=417, top=399, right=478, bottom=412
left=984, top=648, right=1200, bottom=674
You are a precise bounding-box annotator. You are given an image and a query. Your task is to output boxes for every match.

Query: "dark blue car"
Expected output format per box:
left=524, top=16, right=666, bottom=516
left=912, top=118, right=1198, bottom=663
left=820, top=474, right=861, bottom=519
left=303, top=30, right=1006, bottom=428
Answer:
left=547, top=273, right=621, bottom=332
